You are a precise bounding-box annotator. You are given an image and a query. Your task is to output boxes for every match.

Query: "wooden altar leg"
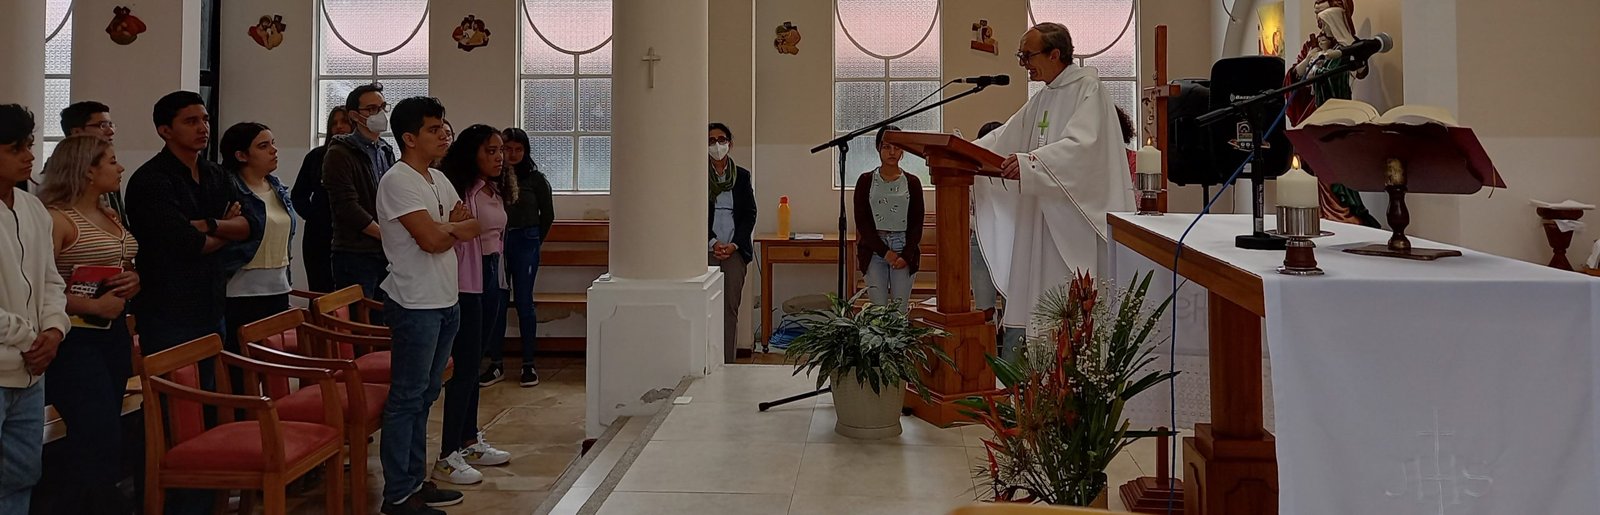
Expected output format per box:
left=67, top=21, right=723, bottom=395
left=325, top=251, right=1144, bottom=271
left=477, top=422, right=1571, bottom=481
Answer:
left=1184, top=291, right=1277, bottom=515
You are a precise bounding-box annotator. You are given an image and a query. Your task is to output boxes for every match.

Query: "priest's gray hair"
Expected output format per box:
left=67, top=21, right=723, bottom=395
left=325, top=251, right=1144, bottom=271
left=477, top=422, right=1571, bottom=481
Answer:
left=1032, top=22, right=1075, bottom=63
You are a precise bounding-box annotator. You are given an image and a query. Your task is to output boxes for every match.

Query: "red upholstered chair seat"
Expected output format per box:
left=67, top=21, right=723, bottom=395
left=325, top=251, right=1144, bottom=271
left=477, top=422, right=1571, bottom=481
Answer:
left=162, top=421, right=340, bottom=472
left=340, top=353, right=453, bottom=385
left=276, top=383, right=388, bottom=425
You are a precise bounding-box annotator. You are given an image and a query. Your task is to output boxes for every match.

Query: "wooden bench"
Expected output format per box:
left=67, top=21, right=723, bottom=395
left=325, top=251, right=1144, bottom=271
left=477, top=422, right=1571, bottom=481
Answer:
left=43, top=377, right=143, bottom=444
left=514, top=220, right=609, bottom=352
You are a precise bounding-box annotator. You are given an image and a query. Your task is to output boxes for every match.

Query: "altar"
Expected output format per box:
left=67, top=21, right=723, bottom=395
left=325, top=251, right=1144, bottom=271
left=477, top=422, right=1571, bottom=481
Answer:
left=1107, top=212, right=1600, bottom=515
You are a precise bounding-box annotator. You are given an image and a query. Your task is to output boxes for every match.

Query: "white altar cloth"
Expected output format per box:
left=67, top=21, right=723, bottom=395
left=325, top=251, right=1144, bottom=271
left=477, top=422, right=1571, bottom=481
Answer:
left=1108, top=213, right=1600, bottom=515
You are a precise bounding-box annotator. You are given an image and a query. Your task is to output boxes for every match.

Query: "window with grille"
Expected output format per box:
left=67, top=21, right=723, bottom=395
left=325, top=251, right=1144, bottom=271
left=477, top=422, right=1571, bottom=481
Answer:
left=519, top=0, right=613, bottom=193
left=833, top=0, right=941, bottom=187
left=42, top=0, right=74, bottom=160
left=315, top=0, right=430, bottom=148
left=1028, top=0, right=1138, bottom=147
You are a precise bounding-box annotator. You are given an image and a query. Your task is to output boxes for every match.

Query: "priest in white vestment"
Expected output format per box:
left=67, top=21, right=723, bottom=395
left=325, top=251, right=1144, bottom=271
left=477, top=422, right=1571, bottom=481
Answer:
left=971, top=22, right=1133, bottom=357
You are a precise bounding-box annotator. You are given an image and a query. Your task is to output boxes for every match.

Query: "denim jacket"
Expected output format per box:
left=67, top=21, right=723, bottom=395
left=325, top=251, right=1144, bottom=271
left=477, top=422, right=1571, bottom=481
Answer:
left=219, top=173, right=296, bottom=280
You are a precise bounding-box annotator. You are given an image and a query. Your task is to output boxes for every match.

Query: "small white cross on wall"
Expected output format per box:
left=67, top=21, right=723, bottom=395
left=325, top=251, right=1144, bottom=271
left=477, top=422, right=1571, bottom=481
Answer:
left=642, top=47, right=662, bottom=89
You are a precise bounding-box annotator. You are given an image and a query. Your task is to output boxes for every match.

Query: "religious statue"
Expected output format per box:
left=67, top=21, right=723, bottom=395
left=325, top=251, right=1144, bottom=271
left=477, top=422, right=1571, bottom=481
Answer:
left=774, top=22, right=801, bottom=55
left=1286, top=0, right=1380, bottom=227
left=971, top=19, right=998, bottom=54
left=106, top=6, right=147, bottom=46
left=248, top=15, right=287, bottom=51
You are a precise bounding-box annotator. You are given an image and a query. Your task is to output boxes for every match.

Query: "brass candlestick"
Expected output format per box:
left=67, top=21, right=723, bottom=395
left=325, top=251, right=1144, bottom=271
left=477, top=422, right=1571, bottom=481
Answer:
left=1272, top=206, right=1332, bottom=276
left=1136, top=172, right=1164, bottom=216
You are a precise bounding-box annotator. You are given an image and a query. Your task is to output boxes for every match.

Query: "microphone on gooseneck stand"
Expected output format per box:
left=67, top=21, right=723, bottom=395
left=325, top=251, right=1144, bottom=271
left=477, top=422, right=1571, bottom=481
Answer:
left=1330, top=33, right=1394, bottom=63
left=954, top=74, right=1011, bottom=87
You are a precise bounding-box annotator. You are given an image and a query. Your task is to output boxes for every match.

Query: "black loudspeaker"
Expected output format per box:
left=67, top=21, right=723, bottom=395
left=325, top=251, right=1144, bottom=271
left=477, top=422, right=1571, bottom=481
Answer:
left=1165, top=78, right=1215, bottom=186
left=1206, top=56, right=1292, bottom=182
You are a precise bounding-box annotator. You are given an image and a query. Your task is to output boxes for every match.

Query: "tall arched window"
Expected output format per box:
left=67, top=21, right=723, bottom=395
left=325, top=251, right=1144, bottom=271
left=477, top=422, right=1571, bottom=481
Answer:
left=1029, top=0, right=1138, bottom=145
left=316, top=0, right=430, bottom=147
left=833, top=0, right=941, bottom=186
left=519, top=0, right=613, bottom=193
left=42, top=0, right=74, bottom=159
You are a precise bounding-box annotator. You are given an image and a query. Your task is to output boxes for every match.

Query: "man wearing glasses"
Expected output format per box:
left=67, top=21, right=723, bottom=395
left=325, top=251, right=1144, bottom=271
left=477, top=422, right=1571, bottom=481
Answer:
left=60, top=101, right=126, bottom=224
left=324, top=83, right=398, bottom=301
left=970, top=22, right=1133, bottom=359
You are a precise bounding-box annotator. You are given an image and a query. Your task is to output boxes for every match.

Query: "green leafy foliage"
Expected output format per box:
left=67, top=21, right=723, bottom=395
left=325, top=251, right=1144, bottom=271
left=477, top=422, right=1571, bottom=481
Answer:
left=785, top=290, right=952, bottom=401
left=958, top=271, right=1179, bottom=506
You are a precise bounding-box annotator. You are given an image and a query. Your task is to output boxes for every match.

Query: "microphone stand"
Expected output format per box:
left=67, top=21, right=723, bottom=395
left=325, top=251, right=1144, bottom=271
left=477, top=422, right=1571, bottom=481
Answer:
left=757, top=81, right=999, bottom=413
left=1195, top=59, right=1370, bottom=250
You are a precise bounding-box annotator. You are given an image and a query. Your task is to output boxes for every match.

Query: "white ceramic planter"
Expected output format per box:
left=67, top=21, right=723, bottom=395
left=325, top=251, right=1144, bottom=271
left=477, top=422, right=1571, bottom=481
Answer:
left=830, top=373, right=904, bottom=439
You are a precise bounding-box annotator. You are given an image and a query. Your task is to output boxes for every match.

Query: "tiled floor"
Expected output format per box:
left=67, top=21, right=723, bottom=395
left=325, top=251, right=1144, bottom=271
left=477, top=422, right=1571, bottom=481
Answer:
left=284, top=355, right=588, bottom=514
left=578, top=365, right=1164, bottom=515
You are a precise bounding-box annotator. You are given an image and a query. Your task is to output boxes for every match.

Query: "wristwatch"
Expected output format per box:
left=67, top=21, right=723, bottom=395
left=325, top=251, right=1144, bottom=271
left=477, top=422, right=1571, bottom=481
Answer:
left=203, top=218, right=218, bottom=236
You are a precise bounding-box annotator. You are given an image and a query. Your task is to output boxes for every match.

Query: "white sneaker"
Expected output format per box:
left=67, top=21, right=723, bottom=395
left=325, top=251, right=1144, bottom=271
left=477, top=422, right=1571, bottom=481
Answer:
left=464, top=431, right=512, bottom=466
left=431, top=450, right=483, bottom=485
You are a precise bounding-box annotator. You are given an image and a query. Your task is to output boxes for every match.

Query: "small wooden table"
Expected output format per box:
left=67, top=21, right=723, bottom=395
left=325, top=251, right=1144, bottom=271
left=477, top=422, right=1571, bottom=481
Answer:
left=756, top=233, right=855, bottom=347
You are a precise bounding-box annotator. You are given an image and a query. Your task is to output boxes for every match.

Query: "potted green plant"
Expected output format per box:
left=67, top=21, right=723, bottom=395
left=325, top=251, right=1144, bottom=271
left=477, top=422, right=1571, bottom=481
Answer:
left=959, top=271, right=1177, bottom=506
left=786, top=291, right=950, bottom=439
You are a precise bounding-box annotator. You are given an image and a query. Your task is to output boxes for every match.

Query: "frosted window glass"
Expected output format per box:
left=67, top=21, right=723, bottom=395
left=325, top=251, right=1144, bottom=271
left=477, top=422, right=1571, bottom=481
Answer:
left=1085, top=28, right=1136, bottom=77
left=835, top=0, right=938, bottom=57
left=888, top=32, right=939, bottom=79
left=317, top=79, right=427, bottom=141
left=522, top=31, right=575, bottom=75
left=44, top=2, right=72, bottom=76
left=888, top=81, right=941, bottom=131
left=43, top=80, right=70, bottom=139
left=835, top=82, right=885, bottom=133
left=576, top=136, right=610, bottom=191
left=833, top=34, right=883, bottom=80
left=577, top=79, right=611, bottom=132
left=377, top=15, right=430, bottom=75
left=578, top=41, right=612, bottom=75
left=531, top=136, right=575, bottom=191
left=321, top=0, right=429, bottom=54
left=319, top=21, right=373, bottom=75
left=1105, top=80, right=1139, bottom=145
left=523, top=79, right=577, bottom=132
left=524, top=0, right=613, bottom=53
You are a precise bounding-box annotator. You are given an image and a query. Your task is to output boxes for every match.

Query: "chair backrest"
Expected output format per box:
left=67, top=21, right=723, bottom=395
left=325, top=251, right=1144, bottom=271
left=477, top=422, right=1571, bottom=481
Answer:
left=139, top=334, right=230, bottom=445
left=296, top=321, right=391, bottom=362
left=238, top=309, right=309, bottom=398
left=309, top=285, right=363, bottom=321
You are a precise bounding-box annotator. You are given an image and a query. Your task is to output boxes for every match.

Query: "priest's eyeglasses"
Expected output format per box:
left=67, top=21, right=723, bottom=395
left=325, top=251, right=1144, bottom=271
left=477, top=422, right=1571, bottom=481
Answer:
left=1015, top=50, right=1043, bottom=64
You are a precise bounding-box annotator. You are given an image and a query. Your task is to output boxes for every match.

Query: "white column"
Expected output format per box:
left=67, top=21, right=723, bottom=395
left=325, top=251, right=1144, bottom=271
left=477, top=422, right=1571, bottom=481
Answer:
left=429, top=0, right=519, bottom=129
left=73, top=0, right=201, bottom=168
left=1, top=0, right=46, bottom=173
left=586, top=0, right=716, bottom=437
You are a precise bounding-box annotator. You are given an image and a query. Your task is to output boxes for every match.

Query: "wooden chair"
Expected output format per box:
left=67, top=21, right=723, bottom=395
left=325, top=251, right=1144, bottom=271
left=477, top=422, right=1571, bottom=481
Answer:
left=139, top=334, right=346, bottom=515
left=239, top=309, right=385, bottom=515
left=309, top=286, right=454, bottom=383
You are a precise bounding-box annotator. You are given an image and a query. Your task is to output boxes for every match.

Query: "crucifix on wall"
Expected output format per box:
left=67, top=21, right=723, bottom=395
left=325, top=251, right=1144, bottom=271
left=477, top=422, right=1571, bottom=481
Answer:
left=642, top=47, right=662, bottom=88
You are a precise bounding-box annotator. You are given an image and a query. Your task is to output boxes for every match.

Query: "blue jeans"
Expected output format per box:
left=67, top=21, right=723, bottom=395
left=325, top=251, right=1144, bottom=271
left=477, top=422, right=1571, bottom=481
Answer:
left=865, top=231, right=914, bottom=311
left=495, top=227, right=542, bottom=366
left=970, top=231, right=997, bottom=311
left=380, top=298, right=460, bottom=504
left=332, top=251, right=389, bottom=302
left=0, top=379, right=45, bottom=515
left=444, top=255, right=503, bottom=455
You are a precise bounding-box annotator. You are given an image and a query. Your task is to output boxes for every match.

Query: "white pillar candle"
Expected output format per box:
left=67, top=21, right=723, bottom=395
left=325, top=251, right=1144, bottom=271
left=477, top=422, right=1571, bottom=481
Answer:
left=1278, top=156, right=1320, bottom=208
left=1137, top=138, right=1162, bottom=175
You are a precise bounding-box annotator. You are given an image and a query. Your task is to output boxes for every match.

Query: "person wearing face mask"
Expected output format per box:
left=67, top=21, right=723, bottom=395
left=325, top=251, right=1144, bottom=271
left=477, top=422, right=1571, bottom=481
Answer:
left=706, top=123, right=756, bottom=363
left=323, top=83, right=398, bottom=302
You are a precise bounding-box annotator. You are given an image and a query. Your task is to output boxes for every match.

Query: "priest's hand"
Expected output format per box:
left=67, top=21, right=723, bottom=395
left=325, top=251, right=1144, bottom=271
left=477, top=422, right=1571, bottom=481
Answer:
left=1001, top=154, right=1021, bottom=180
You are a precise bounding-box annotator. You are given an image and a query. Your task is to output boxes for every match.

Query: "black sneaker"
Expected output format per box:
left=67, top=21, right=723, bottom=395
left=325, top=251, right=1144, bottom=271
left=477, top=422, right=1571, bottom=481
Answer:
left=415, top=481, right=464, bottom=507
left=478, top=362, right=504, bottom=387
left=381, top=496, right=445, bottom=515
left=520, top=366, right=540, bottom=387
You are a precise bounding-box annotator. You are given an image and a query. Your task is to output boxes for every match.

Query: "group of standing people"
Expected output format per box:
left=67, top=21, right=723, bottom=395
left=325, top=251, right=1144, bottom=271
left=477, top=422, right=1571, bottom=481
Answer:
left=0, top=82, right=556, bottom=515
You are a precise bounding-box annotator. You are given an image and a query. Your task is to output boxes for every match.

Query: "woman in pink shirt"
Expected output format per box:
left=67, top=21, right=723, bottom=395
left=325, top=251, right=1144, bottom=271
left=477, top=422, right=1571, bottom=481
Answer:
left=434, top=124, right=516, bottom=484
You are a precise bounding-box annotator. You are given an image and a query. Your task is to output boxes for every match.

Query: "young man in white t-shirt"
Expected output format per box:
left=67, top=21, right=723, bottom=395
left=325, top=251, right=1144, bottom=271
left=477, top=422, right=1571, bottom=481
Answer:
left=374, top=96, right=481, bottom=515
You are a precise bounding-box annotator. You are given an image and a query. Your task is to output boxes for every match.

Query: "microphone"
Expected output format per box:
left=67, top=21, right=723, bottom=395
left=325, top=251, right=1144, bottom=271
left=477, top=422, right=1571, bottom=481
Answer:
left=955, top=74, right=1010, bottom=87
left=1330, top=33, right=1393, bottom=63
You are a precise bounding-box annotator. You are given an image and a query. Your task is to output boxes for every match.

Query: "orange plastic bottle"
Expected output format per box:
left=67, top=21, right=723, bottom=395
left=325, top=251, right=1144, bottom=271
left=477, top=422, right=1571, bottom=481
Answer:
left=777, top=196, right=792, bottom=239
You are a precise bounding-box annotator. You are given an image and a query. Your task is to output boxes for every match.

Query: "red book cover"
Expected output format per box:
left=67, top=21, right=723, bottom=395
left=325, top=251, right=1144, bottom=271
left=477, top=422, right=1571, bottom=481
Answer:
left=67, top=265, right=121, bottom=330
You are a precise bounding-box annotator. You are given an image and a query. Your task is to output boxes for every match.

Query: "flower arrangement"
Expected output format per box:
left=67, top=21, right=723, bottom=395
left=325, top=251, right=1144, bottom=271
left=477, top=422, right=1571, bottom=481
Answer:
left=959, top=270, right=1177, bottom=505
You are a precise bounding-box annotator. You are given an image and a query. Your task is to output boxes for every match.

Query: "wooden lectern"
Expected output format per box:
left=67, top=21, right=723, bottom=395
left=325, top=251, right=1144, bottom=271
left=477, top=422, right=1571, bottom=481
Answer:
left=883, top=131, right=1004, bottom=426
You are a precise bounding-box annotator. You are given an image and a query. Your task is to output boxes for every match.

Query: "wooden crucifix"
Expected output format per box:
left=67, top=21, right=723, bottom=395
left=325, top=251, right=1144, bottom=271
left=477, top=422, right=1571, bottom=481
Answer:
left=642, top=47, right=662, bottom=88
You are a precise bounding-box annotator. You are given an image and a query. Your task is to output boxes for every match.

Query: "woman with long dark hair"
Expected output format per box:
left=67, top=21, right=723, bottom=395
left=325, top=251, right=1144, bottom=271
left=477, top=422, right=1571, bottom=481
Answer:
left=39, top=135, right=139, bottom=515
left=219, top=122, right=295, bottom=354
left=853, top=124, right=925, bottom=311
left=290, top=106, right=352, bottom=292
left=432, top=124, right=514, bottom=485
left=481, top=127, right=552, bottom=387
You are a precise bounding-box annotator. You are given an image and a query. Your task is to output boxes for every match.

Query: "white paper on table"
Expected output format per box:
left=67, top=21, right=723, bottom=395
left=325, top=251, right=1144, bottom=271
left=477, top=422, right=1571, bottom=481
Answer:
left=1530, top=199, right=1598, bottom=210
left=1556, top=220, right=1587, bottom=232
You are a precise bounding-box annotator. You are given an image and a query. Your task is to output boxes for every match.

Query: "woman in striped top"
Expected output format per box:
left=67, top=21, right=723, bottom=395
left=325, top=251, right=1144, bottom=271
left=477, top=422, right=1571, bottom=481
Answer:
left=38, top=134, right=139, bottom=515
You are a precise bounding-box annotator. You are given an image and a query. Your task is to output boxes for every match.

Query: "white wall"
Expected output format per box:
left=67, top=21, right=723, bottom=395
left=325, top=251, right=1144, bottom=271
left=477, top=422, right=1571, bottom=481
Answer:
left=73, top=0, right=201, bottom=170
left=430, top=0, right=519, bottom=130
left=1, top=0, right=45, bottom=176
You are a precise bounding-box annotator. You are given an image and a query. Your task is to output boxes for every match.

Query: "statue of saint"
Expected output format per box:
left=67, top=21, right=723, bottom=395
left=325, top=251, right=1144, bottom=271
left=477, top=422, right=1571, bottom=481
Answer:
left=1286, top=0, right=1381, bottom=227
